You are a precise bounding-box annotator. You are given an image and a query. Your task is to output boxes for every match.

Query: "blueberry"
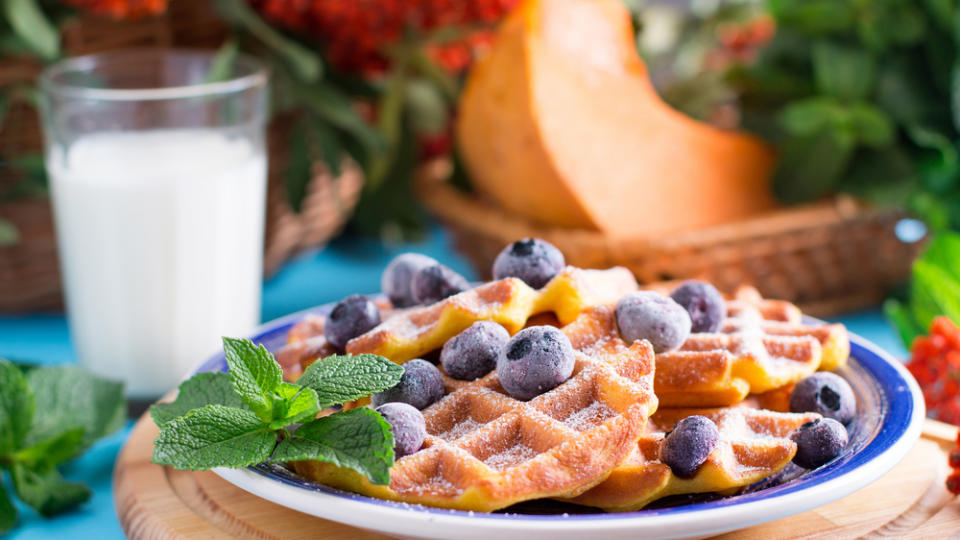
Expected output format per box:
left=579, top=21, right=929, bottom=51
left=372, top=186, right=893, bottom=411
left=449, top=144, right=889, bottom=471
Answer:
left=660, top=415, right=720, bottom=478
left=496, top=326, right=575, bottom=400
left=376, top=402, right=427, bottom=458
left=615, top=291, right=692, bottom=353
left=441, top=321, right=510, bottom=380
left=789, top=372, right=857, bottom=425
left=411, top=264, right=470, bottom=305
left=324, top=294, right=381, bottom=352
left=371, top=359, right=445, bottom=410
left=382, top=253, right=438, bottom=308
left=492, top=238, right=565, bottom=289
left=790, top=417, right=848, bottom=469
left=670, top=280, right=726, bottom=333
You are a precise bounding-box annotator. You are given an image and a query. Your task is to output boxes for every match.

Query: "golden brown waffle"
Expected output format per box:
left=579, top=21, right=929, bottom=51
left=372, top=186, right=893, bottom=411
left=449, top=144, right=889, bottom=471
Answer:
left=565, top=405, right=820, bottom=512
left=345, top=266, right=637, bottom=362
left=292, top=305, right=658, bottom=512
left=276, top=267, right=637, bottom=381
left=652, top=285, right=849, bottom=407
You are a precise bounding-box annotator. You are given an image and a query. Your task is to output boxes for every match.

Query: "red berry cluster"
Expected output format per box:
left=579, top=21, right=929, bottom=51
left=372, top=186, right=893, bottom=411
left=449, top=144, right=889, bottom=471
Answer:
left=907, top=316, right=960, bottom=425
left=62, top=0, right=168, bottom=19
left=250, top=0, right=518, bottom=75
left=949, top=438, right=960, bottom=495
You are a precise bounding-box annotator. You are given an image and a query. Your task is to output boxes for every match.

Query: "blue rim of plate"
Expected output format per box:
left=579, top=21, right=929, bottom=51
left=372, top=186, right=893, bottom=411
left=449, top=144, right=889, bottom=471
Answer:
left=197, top=302, right=925, bottom=526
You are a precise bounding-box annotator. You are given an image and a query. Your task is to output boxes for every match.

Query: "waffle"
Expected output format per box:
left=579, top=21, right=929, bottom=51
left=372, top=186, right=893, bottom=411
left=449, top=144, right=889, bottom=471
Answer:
left=652, top=286, right=849, bottom=407
left=565, top=405, right=820, bottom=512
left=291, top=305, right=658, bottom=512
left=345, top=266, right=637, bottom=362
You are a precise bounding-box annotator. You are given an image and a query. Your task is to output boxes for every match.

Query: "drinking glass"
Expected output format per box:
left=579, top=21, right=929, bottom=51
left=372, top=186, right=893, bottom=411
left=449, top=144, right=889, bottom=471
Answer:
left=39, top=50, right=269, bottom=400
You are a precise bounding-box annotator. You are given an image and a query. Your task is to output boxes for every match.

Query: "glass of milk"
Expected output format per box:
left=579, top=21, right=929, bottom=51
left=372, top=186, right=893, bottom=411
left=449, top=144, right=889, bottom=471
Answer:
left=39, top=50, right=268, bottom=402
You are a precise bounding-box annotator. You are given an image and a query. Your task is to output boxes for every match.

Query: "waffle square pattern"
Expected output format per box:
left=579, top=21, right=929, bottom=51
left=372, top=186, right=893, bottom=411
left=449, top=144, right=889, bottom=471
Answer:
left=293, top=305, right=658, bottom=512
left=653, top=286, right=849, bottom=407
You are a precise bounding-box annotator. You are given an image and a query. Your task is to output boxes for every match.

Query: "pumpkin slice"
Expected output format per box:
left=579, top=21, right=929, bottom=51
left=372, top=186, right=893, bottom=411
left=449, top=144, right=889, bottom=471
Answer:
left=457, top=0, right=777, bottom=236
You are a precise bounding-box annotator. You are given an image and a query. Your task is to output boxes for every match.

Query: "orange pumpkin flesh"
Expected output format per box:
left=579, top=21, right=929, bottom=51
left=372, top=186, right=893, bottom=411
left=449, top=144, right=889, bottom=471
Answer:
left=457, top=0, right=777, bottom=236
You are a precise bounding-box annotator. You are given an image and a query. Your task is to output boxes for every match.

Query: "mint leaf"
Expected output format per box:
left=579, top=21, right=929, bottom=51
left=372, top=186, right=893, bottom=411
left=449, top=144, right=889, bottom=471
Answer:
left=152, top=405, right=276, bottom=470
left=295, top=354, right=404, bottom=408
left=223, top=337, right=282, bottom=421
left=269, top=383, right=319, bottom=430
left=0, top=359, right=34, bottom=455
left=272, top=408, right=394, bottom=485
left=11, top=463, right=91, bottom=517
left=13, top=427, right=85, bottom=469
left=0, top=484, right=15, bottom=534
left=151, top=372, right=248, bottom=428
left=24, top=366, right=124, bottom=451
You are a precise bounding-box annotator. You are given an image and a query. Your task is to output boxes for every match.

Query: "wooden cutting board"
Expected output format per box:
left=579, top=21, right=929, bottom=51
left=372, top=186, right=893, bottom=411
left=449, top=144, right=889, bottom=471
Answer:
left=115, top=413, right=960, bottom=539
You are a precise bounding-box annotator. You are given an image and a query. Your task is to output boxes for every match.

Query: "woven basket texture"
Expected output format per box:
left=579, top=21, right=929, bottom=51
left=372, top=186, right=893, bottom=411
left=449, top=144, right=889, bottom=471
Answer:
left=0, top=0, right=362, bottom=312
left=416, top=160, right=924, bottom=317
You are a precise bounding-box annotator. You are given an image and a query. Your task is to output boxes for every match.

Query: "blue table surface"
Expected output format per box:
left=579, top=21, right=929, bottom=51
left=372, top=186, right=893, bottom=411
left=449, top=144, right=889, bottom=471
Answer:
left=0, top=227, right=909, bottom=539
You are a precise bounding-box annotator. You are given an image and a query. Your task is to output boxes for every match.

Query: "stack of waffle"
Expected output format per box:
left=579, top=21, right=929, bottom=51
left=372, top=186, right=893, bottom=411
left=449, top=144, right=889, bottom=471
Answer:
left=278, top=267, right=849, bottom=512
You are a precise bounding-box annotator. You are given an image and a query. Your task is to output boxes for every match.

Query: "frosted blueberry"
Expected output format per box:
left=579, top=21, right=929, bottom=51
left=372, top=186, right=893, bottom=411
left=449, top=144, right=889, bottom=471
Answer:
left=660, top=415, right=720, bottom=478
left=670, top=280, right=725, bottom=333
left=371, top=359, right=444, bottom=410
left=790, top=372, right=856, bottom=425
left=492, top=238, right=565, bottom=289
left=791, top=417, right=848, bottom=469
left=324, top=294, right=381, bottom=352
left=382, top=253, right=438, bottom=308
left=441, top=321, right=510, bottom=380
left=615, top=291, right=692, bottom=353
left=411, top=264, right=470, bottom=305
left=496, top=326, right=575, bottom=400
left=376, top=402, right=427, bottom=458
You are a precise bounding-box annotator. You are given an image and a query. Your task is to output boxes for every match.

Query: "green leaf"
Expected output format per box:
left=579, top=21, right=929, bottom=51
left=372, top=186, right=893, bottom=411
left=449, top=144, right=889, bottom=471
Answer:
left=919, top=233, right=960, bottom=285
left=272, top=408, right=394, bottom=485
left=847, top=103, right=894, bottom=148
left=773, top=128, right=855, bottom=203
left=205, top=39, right=239, bottom=83
left=11, top=464, right=90, bottom=517
left=213, top=0, right=321, bottom=81
left=13, top=427, right=85, bottom=469
left=884, top=299, right=924, bottom=352
left=150, top=371, right=248, bottom=428
left=768, top=0, right=855, bottom=34
left=0, top=359, right=34, bottom=455
left=0, top=483, right=15, bottom=534
left=151, top=405, right=275, bottom=470
left=269, top=383, right=319, bottom=430
left=295, top=354, right=404, bottom=409
left=909, top=260, right=960, bottom=333
left=812, top=41, right=876, bottom=100
left=222, top=337, right=282, bottom=422
left=25, top=366, right=124, bottom=452
left=778, top=97, right=839, bottom=137
left=2, top=0, right=59, bottom=61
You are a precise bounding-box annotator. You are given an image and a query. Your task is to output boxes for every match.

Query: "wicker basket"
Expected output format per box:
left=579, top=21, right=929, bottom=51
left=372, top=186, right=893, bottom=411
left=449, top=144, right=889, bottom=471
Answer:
left=416, top=160, right=924, bottom=317
left=0, top=0, right=363, bottom=313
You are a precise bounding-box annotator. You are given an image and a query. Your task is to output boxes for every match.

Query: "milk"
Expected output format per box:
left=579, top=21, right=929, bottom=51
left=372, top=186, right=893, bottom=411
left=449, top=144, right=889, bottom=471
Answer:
left=48, top=129, right=267, bottom=398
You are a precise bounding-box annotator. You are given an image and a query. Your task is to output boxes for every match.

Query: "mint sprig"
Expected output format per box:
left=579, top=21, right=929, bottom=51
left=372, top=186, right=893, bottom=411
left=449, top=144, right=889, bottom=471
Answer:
left=0, top=359, right=125, bottom=533
left=150, top=338, right=403, bottom=485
